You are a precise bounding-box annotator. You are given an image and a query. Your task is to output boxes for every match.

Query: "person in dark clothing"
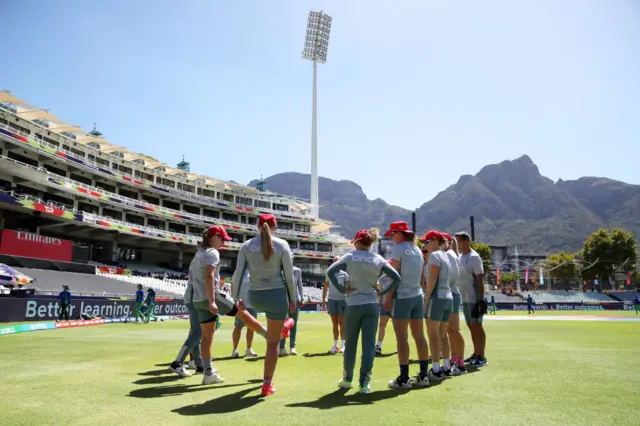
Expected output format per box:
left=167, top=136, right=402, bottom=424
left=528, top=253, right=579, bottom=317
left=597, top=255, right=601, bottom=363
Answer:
left=58, top=285, right=71, bottom=321
left=527, top=294, right=535, bottom=314
left=144, top=288, right=157, bottom=323
left=135, top=285, right=145, bottom=322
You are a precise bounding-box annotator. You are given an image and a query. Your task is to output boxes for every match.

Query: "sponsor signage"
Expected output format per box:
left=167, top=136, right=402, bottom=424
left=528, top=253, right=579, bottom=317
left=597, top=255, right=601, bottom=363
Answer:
left=0, top=229, right=73, bottom=262
left=0, top=297, right=189, bottom=323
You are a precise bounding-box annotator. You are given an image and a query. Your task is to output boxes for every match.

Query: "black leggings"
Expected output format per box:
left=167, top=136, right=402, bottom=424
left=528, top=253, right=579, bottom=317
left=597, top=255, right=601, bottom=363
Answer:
left=58, top=304, right=69, bottom=321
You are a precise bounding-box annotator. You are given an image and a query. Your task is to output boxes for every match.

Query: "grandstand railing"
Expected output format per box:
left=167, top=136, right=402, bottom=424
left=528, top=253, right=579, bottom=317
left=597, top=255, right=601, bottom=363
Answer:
left=0, top=122, right=315, bottom=222
left=0, top=188, right=336, bottom=259
left=29, top=164, right=326, bottom=240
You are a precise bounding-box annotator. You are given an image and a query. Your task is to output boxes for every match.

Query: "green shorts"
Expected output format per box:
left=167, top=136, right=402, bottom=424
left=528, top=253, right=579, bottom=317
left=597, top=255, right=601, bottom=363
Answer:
left=194, top=292, right=237, bottom=324
left=452, top=293, right=462, bottom=313
left=462, top=302, right=484, bottom=325
left=234, top=308, right=257, bottom=327
left=426, top=297, right=453, bottom=322
left=327, top=299, right=346, bottom=316
left=248, top=288, right=289, bottom=321
left=392, top=295, right=425, bottom=320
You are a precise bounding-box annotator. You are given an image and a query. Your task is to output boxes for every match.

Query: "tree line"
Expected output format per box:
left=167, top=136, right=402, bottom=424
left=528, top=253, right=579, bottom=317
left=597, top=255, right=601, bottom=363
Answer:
left=461, top=228, right=638, bottom=288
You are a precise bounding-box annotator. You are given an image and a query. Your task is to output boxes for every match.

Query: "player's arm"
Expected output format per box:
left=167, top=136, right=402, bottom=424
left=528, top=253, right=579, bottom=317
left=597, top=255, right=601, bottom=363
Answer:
left=326, top=255, right=349, bottom=294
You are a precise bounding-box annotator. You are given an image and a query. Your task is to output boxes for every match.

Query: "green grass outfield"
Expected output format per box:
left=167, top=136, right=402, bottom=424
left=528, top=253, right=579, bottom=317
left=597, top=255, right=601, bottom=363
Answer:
left=2, top=311, right=639, bottom=426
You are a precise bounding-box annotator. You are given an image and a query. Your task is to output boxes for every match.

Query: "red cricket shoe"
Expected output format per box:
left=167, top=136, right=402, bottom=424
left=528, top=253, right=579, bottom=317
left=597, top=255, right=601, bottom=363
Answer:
left=261, top=383, right=276, bottom=396
left=281, top=318, right=295, bottom=339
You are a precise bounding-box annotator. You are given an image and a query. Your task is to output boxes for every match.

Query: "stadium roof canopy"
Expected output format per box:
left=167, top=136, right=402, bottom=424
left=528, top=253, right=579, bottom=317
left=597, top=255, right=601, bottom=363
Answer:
left=0, top=90, right=316, bottom=216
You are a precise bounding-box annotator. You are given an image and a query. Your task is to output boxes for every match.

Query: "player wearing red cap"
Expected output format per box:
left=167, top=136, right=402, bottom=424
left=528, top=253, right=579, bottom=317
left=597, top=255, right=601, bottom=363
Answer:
left=420, top=230, right=454, bottom=381
left=189, top=226, right=270, bottom=385
left=326, top=228, right=402, bottom=394
left=441, top=233, right=467, bottom=375
left=231, top=214, right=296, bottom=397
left=383, top=222, right=431, bottom=389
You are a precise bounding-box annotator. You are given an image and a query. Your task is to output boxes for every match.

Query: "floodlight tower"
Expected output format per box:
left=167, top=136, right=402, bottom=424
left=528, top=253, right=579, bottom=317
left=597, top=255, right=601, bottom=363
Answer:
left=302, top=10, right=332, bottom=219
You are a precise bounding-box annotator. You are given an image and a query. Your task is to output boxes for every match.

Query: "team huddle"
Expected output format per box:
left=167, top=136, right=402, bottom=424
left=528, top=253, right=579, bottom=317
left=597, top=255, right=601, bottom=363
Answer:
left=166, top=215, right=489, bottom=396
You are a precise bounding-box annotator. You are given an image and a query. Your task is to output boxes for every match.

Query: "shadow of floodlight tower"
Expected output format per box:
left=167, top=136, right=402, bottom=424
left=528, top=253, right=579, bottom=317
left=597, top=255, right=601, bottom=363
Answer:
left=302, top=10, right=332, bottom=219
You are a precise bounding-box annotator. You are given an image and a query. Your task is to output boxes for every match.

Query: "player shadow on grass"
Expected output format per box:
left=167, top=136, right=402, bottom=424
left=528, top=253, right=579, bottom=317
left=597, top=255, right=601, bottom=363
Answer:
left=302, top=352, right=338, bottom=358
left=374, top=352, right=396, bottom=358
left=173, top=385, right=264, bottom=415
left=128, top=383, right=245, bottom=399
left=133, top=375, right=185, bottom=385
left=286, top=383, right=441, bottom=410
left=138, top=368, right=174, bottom=377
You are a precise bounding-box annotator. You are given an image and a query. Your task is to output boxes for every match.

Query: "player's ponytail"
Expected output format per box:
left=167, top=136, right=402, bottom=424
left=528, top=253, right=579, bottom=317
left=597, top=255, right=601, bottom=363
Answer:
left=260, top=222, right=274, bottom=261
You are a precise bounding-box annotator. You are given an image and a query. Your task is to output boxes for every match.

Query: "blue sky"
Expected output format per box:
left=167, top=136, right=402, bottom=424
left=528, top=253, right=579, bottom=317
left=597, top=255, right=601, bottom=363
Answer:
left=2, top=0, right=638, bottom=209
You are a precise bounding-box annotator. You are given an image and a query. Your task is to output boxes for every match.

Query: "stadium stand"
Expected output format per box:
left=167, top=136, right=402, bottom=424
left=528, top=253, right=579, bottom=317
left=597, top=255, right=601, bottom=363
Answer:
left=486, top=290, right=523, bottom=302
left=609, top=291, right=640, bottom=301
left=17, top=268, right=178, bottom=297
left=303, top=286, right=323, bottom=302
left=97, top=272, right=186, bottom=296
left=522, top=291, right=617, bottom=303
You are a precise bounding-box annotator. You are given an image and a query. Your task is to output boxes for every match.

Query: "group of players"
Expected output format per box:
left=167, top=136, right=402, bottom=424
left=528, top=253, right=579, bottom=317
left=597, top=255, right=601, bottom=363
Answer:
left=166, top=214, right=489, bottom=396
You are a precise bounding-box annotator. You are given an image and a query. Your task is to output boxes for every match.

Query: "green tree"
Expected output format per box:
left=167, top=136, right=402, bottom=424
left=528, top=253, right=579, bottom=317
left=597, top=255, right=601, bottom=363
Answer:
left=547, top=251, right=578, bottom=285
left=582, top=228, right=638, bottom=284
left=471, top=241, right=492, bottom=277
left=500, top=271, right=520, bottom=285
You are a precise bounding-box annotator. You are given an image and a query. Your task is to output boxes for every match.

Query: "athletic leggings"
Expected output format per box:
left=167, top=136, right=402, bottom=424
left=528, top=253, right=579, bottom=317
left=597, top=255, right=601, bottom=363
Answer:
left=280, top=307, right=300, bottom=349
left=175, top=302, right=203, bottom=367
left=58, top=304, right=69, bottom=321
left=343, top=303, right=379, bottom=387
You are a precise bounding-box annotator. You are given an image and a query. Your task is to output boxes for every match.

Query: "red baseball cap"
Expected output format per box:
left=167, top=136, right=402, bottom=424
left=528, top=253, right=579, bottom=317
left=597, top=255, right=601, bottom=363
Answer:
left=206, top=225, right=232, bottom=241
left=258, top=214, right=277, bottom=227
left=440, top=232, right=453, bottom=241
left=384, top=221, right=411, bottom=237
left=419, top=230, right=442, bottom=242
left=351, top=229, right=370, bottom=243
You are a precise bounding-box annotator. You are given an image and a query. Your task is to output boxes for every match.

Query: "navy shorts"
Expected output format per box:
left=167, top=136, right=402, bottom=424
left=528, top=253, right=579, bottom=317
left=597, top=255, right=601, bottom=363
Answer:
left=426, top=297, right=454, bottom=322
left=392, top=295, right=424, bottom=320
left=248, top=288, right=289, bottom=321
left=327, top=299, right=346, bottom=316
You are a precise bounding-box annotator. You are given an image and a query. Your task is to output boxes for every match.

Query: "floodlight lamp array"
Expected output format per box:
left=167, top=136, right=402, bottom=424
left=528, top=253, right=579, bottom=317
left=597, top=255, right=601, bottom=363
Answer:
left=302, top=11, right=332, bottom=64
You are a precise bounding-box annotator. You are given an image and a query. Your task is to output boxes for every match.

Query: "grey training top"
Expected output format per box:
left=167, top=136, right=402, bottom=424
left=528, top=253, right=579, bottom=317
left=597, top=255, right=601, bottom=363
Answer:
left=390, top=241, right=424, bottom=299
left=183, top=279, right=194, bottom=305
left=446, top=249, right=460, bottom=295
left=326, top=270, right=348, bottom=301
left=237, top=270, right=252, bottom=309
left=326, top=249, right=401, bottom=306
left=427, top=250, right=453, bottom=300
left=189, top=247, right=221, bottom=303
left=293, top=266, right=304, bottom=304
left=231, top=235, right=295, bottom=303
left=458, top=249, right=485, bottom=303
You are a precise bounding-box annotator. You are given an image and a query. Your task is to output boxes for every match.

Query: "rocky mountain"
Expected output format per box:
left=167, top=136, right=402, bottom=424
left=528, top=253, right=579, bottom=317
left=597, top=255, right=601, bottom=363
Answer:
left=249, top=155, right=640, bottom=254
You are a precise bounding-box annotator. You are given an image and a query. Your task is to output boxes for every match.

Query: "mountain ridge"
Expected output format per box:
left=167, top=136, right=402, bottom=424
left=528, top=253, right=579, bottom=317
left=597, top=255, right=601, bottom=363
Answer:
left=248, top=155, right=640, bottom=254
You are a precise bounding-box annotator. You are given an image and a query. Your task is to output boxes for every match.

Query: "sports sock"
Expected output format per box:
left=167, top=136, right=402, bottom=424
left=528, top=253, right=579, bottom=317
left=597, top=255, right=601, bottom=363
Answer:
left=204, top=358, right=213, bottom=373
left=400, top=364, right=409, bottom=380
left=376, top=341, right=382, bottom=348
left=432, top=361, right=441, bottom=373
left=257, top=326, right=267, bottom=338
left=443, top=359, right=450, bottom=370
left=263, top=376, right=272, bottom=386
left=419, top=360, right=429, bottom=375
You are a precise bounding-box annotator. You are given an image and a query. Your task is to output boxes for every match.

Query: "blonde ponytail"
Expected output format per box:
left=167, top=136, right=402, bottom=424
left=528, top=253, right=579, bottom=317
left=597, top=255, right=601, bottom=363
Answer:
left=450, top=238, right=459, bottom=255
left=260, top=222, right=274, bottom=261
